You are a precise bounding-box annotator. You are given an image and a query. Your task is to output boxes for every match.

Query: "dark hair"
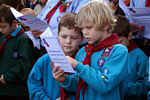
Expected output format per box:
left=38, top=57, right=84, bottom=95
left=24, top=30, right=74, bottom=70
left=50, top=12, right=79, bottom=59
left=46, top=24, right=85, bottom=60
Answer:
left=58, top=13, right=82, bottom=36
left=0, top=0, right=12, bottom=6
left=112, top=15, right=130, bottom=37
left=0, top=0, right=25, bottom=11
left=0, top=5, right=16, bottom=25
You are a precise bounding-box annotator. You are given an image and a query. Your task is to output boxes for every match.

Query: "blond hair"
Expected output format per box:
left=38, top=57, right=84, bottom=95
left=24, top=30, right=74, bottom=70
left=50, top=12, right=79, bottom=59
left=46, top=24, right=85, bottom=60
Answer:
left=76, top=0, right=115, bottom=32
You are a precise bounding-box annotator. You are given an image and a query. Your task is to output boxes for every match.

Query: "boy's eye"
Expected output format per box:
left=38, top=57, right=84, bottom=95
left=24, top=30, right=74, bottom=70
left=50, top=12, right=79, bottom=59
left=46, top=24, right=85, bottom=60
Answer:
left=61, top=35, right=67, bottom=39
left=61, top=35, right=80, bottom=40
left=86, top=26, right=92, bottom=29
left=71, top=36, right=79, bottom=40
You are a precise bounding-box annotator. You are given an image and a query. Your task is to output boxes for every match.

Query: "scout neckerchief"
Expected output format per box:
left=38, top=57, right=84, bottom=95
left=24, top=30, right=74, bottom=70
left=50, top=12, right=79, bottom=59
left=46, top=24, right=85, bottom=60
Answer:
left=145, top=0, right=150, bottom=7
left=0, top=25, right=24, bottom=57
left=45, top=0, right=69, bottom=23
left=60, top=49, right=79, bottom=100
left=128, top=40, right=137, bottom=52
left=76, top=34, right=120, bottom=100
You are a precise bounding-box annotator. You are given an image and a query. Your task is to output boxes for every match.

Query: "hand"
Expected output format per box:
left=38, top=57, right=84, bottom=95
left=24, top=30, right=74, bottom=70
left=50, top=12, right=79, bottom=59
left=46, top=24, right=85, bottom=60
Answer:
left=66, top=56, right=78, bottom=68
left=31, top=30, right=43, bottom=37
left=52, top=63, right=65, bottom=82
left=23, top=25, right=30, bottom=32
left=0, top=75, right=6, bottom=84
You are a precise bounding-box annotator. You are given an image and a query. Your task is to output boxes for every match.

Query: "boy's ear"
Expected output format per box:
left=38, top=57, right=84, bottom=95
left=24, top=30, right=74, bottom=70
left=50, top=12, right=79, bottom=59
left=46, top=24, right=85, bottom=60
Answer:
left=11, top=20, right=18, bottom=27
left=12, top=20, right=18, bottom=24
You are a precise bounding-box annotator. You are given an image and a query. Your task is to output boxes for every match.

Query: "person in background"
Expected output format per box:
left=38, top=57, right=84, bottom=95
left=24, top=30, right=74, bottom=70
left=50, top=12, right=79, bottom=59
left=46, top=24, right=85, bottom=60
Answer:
left=20, top=8, right=47, bottom=60
left=112, top=15, right=150, bottom=100
left=34, top=0, right=47, bottom=15
left=28, top=13, right=83, bottom=100
left=0, top=5, right=37, bottom=100
left=36, top=0, right=90, bottom=36
left=108, top=0, right=125, bottom=16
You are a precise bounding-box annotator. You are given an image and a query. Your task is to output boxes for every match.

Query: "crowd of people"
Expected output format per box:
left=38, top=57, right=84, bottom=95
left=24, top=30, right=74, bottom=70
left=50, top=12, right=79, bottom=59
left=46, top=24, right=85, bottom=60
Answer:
left=0, top=0, right=149, bottom=100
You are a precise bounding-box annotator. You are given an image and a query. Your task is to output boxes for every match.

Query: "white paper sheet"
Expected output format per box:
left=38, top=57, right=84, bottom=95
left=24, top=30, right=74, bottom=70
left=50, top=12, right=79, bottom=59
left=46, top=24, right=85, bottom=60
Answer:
left=130, top=8, right=150, bottom=16
left=41, top=28, right=75, bottom=73
left=10, top=7, right=23, bottom=18
left=10, top=7, right=48, bottom=32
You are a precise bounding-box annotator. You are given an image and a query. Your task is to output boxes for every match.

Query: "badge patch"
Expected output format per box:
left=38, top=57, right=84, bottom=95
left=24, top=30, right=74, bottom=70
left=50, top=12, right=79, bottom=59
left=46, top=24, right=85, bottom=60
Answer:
left=98, top=46, right=113, bottom=67
left=98, top=58, right=105, bottom=67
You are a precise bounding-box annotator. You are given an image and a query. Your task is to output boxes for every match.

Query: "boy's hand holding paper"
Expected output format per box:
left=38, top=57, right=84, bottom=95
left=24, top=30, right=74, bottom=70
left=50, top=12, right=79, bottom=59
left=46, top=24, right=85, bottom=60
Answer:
left=52, top=63, right=65, bottom=82
left=66, top=56, right=78, bottom=68
left=40, top=28, right=75, bottom=73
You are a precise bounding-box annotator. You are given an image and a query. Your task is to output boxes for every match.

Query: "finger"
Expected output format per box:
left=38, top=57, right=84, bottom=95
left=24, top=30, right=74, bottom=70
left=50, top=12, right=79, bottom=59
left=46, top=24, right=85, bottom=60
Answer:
left=0, top=75, right=2, bottom=80
left=51, top=62, right=55, bottom=69
left=55, top=72, right=65, bottom=80
left=55, top=72, right=64, bottom=78
left=52, top=66, right=59, bottom=73
left=0, top=75, right=6, bottom=84
left=32, top=30, right=42, bottom=34
left=54, top=68, right=64, bottom=77
left=23, top=26, right=30, bottom=31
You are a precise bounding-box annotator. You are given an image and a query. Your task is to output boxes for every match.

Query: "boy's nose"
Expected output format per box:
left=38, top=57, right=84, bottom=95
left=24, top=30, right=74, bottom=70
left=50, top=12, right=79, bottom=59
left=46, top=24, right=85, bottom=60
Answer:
left=66, top=37, right=71, bottom=44
left=82, top=28, right=89, bottom=35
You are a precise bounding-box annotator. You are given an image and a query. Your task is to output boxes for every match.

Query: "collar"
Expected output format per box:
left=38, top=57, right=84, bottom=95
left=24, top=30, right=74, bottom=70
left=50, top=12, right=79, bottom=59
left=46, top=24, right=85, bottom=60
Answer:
left=10, top=25, right=22, bottom=37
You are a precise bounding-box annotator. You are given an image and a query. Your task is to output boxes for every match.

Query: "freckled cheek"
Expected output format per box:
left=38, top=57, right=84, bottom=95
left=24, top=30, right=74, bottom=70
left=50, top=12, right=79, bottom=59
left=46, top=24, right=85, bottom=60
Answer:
left=90, top=33, right=95, bottom=40
left=72, top=42, right=78, bottom=47
left=91, top=37, right=95, bottom=41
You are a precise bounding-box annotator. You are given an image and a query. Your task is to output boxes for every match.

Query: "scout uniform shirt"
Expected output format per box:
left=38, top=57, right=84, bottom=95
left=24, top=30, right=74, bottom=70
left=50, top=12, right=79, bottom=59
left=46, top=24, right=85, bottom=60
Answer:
left=60, top=44, right=128, bottom=100
left=37, top=0, right=89, bottom=36
left=123, top=48, right=149, bottom=100
left=0, top=33, right=37, bottom=97
left=28, top=54, right=75, bottom=100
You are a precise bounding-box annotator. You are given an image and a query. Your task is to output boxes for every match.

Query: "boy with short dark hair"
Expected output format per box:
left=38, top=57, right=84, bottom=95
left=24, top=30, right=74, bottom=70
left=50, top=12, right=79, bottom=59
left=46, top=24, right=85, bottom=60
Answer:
left=27, top=13, right=83, bottom=100
left=113, top=15, right=149, bottom=100
left=0, top=5, right=37, bottom=100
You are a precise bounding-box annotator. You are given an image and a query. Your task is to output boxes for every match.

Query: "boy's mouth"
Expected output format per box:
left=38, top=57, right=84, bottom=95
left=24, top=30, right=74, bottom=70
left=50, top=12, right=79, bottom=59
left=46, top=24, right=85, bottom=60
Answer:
left=64, top=45, right=72, bottom=49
